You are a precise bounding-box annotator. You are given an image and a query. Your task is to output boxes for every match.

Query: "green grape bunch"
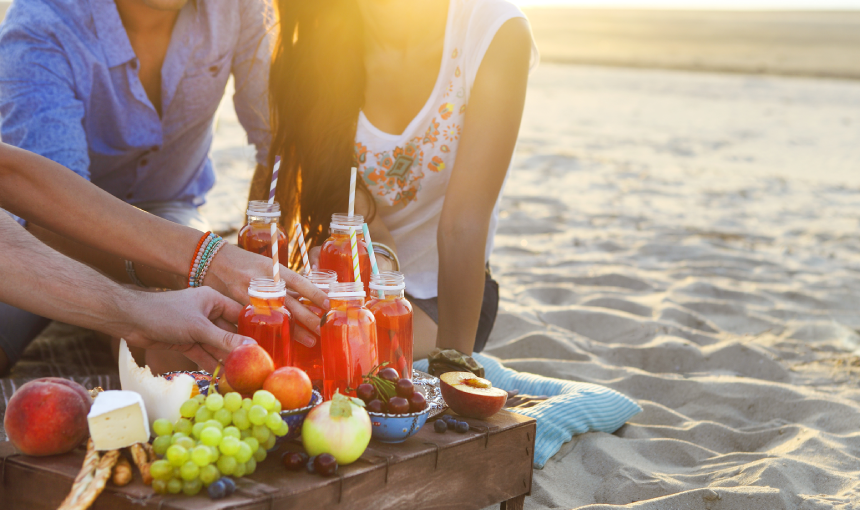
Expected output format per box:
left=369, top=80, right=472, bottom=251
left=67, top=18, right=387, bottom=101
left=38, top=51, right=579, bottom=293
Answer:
left=149, top=389, right=287, bottom=495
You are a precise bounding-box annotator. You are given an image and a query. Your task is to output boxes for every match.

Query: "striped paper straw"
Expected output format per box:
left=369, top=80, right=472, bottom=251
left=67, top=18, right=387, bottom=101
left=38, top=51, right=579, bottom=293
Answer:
left=362, top=223, right=383, bottom=298
left=269, top=157, right=281, bottom=283
left=348, top=167, right=357, bottom=217
left=294, top=223, right=310, bottom=274
left=349, top=226, right=361, bottom=284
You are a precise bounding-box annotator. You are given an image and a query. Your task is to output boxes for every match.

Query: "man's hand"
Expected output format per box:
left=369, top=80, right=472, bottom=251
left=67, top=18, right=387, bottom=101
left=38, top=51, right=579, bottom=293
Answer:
left=121, top=287, right=255, bottom=372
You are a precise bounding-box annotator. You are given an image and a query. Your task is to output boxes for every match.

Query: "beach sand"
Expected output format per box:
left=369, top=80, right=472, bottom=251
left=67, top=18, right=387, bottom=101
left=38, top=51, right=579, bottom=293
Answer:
left=202, top=63, right=860, bottom=508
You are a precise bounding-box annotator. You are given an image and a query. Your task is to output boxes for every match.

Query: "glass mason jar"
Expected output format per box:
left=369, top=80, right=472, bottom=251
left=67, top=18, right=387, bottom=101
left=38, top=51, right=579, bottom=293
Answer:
left=366, top=271, right=413, bottom=380
left=293, top=270, right=338, bottom=391
left=238, top=201, right=289, bottom=266
left=319, top=282, right=377, bottom=400
left=238, top=278, right=293, bottom=369
left=318, top=213, right=371, bottom=297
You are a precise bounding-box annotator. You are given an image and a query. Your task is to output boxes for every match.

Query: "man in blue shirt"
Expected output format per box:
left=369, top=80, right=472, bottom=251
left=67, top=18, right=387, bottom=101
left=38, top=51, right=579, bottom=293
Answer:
left=0, top=0, right=274, bottom=373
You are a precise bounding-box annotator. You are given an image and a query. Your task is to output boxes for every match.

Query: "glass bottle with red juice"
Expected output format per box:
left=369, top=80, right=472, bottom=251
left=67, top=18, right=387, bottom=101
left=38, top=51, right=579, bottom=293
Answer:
left=367, top=271, right=413, bottom=380
left=318, top=213, right=372, bottom=297
left=319, top=281, right=378, bottom=400
left=238, top=278, right=293, bottom=369
left=292, top=270, right=338, bottom=391
left=238, top=201, right=289, bottom=266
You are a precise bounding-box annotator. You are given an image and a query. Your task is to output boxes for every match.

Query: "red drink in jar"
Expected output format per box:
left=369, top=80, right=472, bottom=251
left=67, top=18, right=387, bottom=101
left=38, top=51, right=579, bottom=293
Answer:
left=293, top=270, right=338, bottom=391
left=319, top=282, right=378, bottom=400
left=238, top=278, right=293, bottom=368
left=319, top=213, right=372, bottom=297
left=238, top=201, right=289, bottom=266
left=367, top=272, right=413, bottom=380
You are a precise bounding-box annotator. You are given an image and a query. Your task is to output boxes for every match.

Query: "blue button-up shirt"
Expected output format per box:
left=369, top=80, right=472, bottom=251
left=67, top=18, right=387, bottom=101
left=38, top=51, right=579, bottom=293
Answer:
left=0, top=0, right=272, bottom=207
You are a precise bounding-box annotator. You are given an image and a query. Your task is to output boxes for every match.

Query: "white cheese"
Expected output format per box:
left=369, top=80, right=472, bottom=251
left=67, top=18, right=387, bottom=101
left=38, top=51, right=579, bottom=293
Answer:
left=87, top=390, right=150, bottom=451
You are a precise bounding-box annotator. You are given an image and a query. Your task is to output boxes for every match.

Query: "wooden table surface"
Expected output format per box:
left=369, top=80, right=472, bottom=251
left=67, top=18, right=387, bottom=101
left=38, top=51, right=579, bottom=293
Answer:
left=0, top=410, right=535, bottom=510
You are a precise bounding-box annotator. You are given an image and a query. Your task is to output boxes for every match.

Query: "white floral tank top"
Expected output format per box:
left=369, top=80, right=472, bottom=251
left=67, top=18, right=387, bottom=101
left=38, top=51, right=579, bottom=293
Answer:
left=355, top=0, right=538, bottom=298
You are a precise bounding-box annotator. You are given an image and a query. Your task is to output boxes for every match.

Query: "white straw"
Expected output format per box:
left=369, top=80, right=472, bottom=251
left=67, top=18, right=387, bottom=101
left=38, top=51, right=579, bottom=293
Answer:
left=269, top=158, right=281, bottom=282
left=348, top=167, right=357, bottom=217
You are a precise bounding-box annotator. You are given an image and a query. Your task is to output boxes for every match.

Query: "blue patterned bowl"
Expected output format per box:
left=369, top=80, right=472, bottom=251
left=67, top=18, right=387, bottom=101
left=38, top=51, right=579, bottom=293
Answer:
left=277, top=390, right=322, bottom=442
left=368, top=408, right=430, bottom=443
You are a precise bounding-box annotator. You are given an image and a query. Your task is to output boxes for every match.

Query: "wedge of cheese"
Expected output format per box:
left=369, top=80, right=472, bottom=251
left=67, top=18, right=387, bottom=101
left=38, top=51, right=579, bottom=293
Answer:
left=87, top=390, right=150, bottom=451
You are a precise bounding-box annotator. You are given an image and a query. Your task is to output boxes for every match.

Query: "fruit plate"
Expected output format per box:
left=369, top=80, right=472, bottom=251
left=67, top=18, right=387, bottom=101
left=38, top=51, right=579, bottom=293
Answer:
left=412, top=369, right=447, bottom=419
left=277, top=390, right=322, bottom=442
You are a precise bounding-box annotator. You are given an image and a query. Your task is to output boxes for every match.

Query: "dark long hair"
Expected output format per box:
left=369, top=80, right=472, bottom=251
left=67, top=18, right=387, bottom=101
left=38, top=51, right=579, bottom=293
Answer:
left=268, top=0, right=373, bottom=268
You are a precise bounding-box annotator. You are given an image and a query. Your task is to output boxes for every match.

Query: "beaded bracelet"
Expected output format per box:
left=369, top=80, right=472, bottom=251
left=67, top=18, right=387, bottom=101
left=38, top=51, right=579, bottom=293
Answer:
left=190, top=234, right=222, bottom=288
left=197, top=239, right=227, bottom=287
left=188, top=232, right=217, bottom=288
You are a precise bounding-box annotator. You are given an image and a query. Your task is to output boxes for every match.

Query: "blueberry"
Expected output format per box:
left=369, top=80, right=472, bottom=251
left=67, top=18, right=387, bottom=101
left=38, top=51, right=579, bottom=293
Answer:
left=434, top=420, right=447, bottom=433
left=442, top=414, right=454, bottom=422
left=306, top=455, right=317, bottom=473
left=207, top=479, right=226, bottom=499
left=221, top=477, right=236, bottom=496
left=455, top=421, right=469, bottom=433
left=447, top=418, right=457, bottom=430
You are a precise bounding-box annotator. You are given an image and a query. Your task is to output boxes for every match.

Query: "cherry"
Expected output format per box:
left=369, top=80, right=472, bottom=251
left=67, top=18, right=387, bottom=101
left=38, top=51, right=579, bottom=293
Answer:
left=387, top=397, right=410, bottom=415
left=367, top=399, right=387, bottom=414
left=395, top=378, right=414, bottom=398
left=314, top=453, right=338, bottom=476
left=408, top=392, right=427, bottom=412
left=356, top=383, right=376, bottom=403
left=282, top=451, right=308, bottom=471
left=378, top=367, right=399, bottom=383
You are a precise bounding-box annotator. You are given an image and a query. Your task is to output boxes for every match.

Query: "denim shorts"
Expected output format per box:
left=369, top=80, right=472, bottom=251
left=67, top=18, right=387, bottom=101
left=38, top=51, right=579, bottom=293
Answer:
left=0, top=201, right=210, bottom=370
left=405, top=268, right=499, bottom=353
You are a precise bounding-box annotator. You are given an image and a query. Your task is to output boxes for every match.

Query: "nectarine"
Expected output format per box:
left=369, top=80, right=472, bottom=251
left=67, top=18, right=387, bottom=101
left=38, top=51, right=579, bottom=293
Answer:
left=263, top=367, right=313, bottom=411
left=439, top=372, right=506, bottom=419
left=224, top=344, right=275, bottom=394
left=4, top=378, right=91, bottom=456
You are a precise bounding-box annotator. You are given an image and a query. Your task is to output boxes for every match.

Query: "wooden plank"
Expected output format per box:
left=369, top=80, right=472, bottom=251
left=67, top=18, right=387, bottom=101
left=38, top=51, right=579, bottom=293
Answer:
left=0, top=410, right=535, bottom=510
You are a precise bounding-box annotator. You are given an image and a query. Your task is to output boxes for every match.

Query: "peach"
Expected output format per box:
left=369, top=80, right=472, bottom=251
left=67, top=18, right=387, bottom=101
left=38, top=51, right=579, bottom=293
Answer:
left=4, top=378, right=91, bottom=456
left=264, top=367, right=313, bottom=410
left=439, top=372, right=507, bottom=419
left=224, top=344, right=275, bottom=394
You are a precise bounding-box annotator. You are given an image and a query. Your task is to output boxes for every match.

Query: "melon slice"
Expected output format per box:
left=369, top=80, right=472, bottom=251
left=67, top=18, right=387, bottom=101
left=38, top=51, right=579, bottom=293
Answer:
left=118, top=339, right=195, bottom=427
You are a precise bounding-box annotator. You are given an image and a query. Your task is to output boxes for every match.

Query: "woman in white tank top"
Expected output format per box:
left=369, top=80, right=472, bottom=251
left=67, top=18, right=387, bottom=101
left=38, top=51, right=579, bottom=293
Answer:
left=257, top=0, right=538, bottom=359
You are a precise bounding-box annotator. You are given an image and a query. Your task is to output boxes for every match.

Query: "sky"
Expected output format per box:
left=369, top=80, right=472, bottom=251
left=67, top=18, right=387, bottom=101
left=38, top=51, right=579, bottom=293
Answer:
left=513, top=0, right=860, bottom=8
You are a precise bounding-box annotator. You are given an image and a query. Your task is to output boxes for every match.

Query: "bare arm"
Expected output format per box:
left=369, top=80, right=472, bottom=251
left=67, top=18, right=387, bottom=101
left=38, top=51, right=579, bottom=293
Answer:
left=436, top=19, right=531, bottom=353
left=0, top=214, right=253, bottom=371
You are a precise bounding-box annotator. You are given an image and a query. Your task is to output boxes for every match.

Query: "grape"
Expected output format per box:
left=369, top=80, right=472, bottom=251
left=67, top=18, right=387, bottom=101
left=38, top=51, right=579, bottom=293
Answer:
left=252, top=424, right=270, bottom=444
left=272, top=399, right=282, bottom=413
left=204, top=419, right=224, bottom=431
left=179, top=399, right=199, bottom=418
left=242, top=398, right=253, bottom=411
left=274, top=420, right=289, bottom=437
left=191, top=445, right=211, bottom=467
left=208, top=445, right=220, bottom=463
left=216, top=455, right=237, bottom=475
left=205, top=393, right=224, bottom=411
left=253, top=446, right=267, bottom=462
left=232, top=408, right=251, bottom=430
left=152, top=435, right=172, bottom=456
left=224, top=392, right=242, bottom=412
left=221, top=477, right=237, bottom=495
left=243, top=437, right=259, bottom=453
left=174, top=467, right=182, bottom=479
left=314, top=453, right=338, bottom=476
left=233, top=461, right=247, bottom=478
left=281, top=451, right=307, bottom=471
left=235, top=441, right=253, bottom=463
left=264, top=432, right=277, bottom=450
left=240, top=428, right=252, bottom=439
left=152, top=478, right=168, bottom=494
left=195, top=406, right=213, bottom=423
left=167, top=477, right=183, bottom=494
left=175, top=436, right=195, bottom=451
left=175, top=418, right=193, bottom=436
left=207, top=479, right=226, bottom=499
left=245, top=457, right=257, bottom=475
left=166, top=445, right=189, bottom=467
left=253, top=390, right=277, bottom=411
left=223, top=426, right=241, bottom=439
left=248, top=405, right=267, bottom=426
left=152, top=418, right=173, bottom=437
left=193, top=393, right=206, bottom=404
left=434, top=420, right=447, bottom=433
left=219, top=436, right=241, bottom=456
left=265, top=411, right=283, bottom=431
left=182, top=478, right=202, bottom=496
left=180, top=460, right=200, bottom=481
left=200, top=426, right=223, bottom=447
left=170, top=432, right=187, bottom=445
left=199, top=464, right=220, bottom=486
left=150, top=459, right=173, bottom=480
left=192, top=421, right=206, bottom=439
left=214, top=408, right=233, bottom=427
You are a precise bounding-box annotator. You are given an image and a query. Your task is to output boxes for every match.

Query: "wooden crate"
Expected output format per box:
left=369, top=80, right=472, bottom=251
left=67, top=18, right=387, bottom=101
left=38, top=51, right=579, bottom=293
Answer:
left=0, top=410, right=535, bottom=510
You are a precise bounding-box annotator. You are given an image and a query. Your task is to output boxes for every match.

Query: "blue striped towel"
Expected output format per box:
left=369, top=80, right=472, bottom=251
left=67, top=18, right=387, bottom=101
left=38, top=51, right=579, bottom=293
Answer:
left=415, top=353, right=642, bottom=468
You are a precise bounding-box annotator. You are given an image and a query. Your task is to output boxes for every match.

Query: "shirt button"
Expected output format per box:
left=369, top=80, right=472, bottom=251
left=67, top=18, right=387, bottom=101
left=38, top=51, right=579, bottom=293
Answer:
left=140, top=159, right=148, bottom=166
